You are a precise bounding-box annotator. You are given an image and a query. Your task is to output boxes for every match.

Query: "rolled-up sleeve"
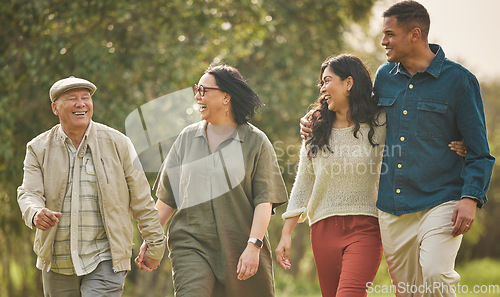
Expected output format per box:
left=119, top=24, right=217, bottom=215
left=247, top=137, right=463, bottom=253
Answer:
left=153, top=140, right=181, bottom=210
left=251, top=136, right=288, bottom=210
left=282, top=141, right=314, bottom=222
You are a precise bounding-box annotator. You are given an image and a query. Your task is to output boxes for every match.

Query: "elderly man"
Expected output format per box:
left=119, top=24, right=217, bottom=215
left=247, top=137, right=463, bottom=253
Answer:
left=17, top=76, right=166, bottom=297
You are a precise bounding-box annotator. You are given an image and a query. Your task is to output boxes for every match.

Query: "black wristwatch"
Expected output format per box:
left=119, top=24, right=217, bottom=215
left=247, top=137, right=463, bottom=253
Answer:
left=248, top=238, right=263, bottom=249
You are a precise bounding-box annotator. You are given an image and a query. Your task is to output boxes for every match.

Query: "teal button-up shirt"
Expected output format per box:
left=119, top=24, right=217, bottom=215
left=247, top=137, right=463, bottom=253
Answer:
left=373, top=44, right=495, bottom=216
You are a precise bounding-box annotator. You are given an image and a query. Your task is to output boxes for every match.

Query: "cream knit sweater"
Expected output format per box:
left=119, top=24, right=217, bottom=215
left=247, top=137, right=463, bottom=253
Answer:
left=283, top=113, right=386, bottom=225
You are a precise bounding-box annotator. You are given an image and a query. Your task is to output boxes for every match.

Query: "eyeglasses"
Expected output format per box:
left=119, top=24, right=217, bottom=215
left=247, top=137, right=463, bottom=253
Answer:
left=193, top=84, right=220, bottom=97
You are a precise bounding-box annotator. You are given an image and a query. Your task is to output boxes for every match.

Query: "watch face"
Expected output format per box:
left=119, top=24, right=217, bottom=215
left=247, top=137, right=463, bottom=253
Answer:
left=249, top=238, right=263, bottom=248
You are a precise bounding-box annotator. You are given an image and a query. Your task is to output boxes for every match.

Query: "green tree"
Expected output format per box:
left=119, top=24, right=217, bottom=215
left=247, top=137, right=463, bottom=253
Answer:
left=0, top=0, right=404, bottom=296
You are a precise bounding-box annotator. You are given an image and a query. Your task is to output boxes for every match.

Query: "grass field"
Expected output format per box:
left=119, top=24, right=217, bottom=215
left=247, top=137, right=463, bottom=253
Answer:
left=5, top=256, right=499, bottom=296
left=276, top=258, right=500, bottom=297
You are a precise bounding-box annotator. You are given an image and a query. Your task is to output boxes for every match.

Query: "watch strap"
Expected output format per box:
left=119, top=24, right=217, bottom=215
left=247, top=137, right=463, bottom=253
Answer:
left=248, top=238, right=263, bottom=248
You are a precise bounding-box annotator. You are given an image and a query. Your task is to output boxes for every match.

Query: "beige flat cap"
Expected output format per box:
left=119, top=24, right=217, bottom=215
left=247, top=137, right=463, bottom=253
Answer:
left=49, top=76, right=97, bottom=102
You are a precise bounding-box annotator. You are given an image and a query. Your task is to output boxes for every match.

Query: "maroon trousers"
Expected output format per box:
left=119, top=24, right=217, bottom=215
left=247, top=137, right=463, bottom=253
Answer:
left=311, top=215, right=382, bottom=297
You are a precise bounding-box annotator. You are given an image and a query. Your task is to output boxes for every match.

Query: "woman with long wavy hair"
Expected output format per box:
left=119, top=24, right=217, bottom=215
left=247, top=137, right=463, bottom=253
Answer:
left=275, top=54, right=385, bottom=297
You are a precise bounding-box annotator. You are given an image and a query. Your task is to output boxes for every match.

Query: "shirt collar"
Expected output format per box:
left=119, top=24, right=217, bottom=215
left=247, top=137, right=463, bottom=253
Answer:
left=194, top=120, right=247, bottom=143
left=425, top=44, right=445, bottom=78
left=391, top=43, right=445, bottom=78
left=58, top=121, right=93, bottom=153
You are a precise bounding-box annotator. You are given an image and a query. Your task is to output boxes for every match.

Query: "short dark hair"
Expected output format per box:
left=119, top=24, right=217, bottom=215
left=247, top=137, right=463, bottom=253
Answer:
left=383, top=0, right=430, bottom=39
left=206, top=64, right=263, bottom=125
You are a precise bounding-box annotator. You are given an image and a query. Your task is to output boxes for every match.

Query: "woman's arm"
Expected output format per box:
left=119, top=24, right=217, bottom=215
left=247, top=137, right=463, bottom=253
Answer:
left=275, top=215, right=300, bottom=270
left=236, top=202, right=272, bottom=280
left=156, top=199, right=176, bottom=227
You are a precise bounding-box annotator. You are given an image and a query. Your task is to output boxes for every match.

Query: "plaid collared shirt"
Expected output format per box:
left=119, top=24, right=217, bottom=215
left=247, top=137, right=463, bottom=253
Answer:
left=39, top=123, right=112, bottom=276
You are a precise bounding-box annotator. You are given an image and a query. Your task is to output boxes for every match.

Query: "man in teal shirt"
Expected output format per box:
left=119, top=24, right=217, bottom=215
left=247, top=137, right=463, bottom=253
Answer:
left=374, top=1, right=494, bottom=296
left=299, top=2, right=493, bottom=295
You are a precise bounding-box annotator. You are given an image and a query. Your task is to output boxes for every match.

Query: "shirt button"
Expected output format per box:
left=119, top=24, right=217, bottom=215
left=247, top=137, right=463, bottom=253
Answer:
left=409, top=84, right=414, bottom=89
left=396, top=189, right=401, bottom=194
left=400, top=136, right=405, bottom=142
left=398, top=164, right=402, bottom=168
left=403, top=110, right=408, bottom=115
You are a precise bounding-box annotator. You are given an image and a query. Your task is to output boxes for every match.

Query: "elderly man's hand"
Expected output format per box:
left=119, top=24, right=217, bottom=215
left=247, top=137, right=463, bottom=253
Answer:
left=135, top=241, right=161, bottom=272
left=33, top=208, right=62, bottom=231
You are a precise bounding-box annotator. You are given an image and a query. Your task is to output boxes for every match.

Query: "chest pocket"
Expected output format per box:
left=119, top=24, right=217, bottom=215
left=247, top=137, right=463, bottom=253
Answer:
left=85, top=157, right=96, bottom=175
left=415, top=100, right=448, bottom=138
left=377, top=97, right=396, bottom=133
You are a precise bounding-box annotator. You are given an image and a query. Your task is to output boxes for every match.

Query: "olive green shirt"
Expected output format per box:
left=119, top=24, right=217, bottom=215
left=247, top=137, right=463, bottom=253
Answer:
left=154, top=121, right=288, bottom=296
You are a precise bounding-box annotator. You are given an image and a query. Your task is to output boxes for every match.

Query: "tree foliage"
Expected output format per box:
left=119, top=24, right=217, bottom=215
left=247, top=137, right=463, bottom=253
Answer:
left=0, top=0, right=376, bottom=295
left=2, top=0, right=499, bottom=296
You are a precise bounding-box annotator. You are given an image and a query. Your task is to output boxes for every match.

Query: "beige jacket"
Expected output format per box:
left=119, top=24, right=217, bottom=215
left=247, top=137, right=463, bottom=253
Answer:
left=17, top=121, right=166, bottom=272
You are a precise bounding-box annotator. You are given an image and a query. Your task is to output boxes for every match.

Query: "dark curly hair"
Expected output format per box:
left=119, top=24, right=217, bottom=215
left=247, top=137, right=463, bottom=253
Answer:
left=306, top=54, right=382, bottom=159
left=206, top=64, right=263, bottom=125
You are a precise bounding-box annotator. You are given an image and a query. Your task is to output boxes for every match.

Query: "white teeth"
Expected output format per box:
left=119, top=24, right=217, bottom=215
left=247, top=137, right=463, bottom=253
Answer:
left=73, top=112, right=86, bottom=115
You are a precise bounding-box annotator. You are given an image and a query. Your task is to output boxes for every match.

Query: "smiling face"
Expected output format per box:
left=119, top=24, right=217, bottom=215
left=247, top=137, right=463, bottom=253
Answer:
left=195, top=73, right=228, bottom=125
left=381, top=16, right=414, bottom=63
left=320, top=67, right=350, bottom=113
left=52, top=88, right=93, bottom=133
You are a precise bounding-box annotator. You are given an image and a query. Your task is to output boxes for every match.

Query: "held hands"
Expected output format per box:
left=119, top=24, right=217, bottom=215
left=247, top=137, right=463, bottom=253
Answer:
left=451, top=198, right=477, bottom=237
left=134, top=241, right=161, bottom=271
left=33, top=208, right=62, bottom=231
left=275, top=235, right=292, bottom=270
left=236, top=243, right=260, bottom=280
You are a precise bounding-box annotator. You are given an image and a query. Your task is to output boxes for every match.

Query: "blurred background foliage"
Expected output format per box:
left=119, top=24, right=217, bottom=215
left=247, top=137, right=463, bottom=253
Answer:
left=1, top=0, right=498, bottom=296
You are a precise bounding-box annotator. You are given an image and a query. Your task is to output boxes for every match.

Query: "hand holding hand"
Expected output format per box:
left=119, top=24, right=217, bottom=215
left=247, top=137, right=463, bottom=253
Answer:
left=142, top=255, right=160, bottom=271
left=33, top=208, right=62, bottom=231
left=135, top=241, right=160, bottom=271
